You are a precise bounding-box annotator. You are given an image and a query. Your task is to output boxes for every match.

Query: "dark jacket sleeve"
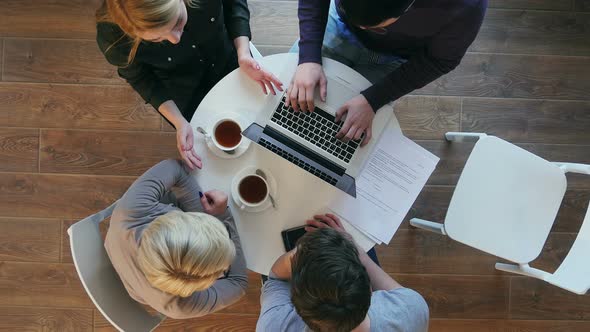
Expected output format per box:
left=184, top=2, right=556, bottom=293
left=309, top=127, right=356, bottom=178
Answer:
left=222, top=0, right=252, bottom=40
left=96, top=22, right=171, bottom=110
left=297, top=0, right=331, bottom=64
left=361, top=0, right=487, bottom=111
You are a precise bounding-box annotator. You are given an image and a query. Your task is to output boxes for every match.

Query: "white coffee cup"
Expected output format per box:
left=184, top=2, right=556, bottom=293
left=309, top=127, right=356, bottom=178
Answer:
left=237, top=174, right=269, bottom=210
left=211, top=118, right=243, bottom=153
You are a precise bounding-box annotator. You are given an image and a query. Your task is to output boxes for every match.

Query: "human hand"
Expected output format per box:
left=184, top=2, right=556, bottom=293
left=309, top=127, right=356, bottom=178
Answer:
left=305, top=214, right=349, bottom=235
left=238, top=54, right=283, bottom=95
left=335, top=95, right=375, bottom=146
left=285, top=62, right=327, bottom=112
left=306, top=214, right=364, bottom=253
left=176, top=121, right=202, bottom=170
left=200, top=189, right=228, bottom=216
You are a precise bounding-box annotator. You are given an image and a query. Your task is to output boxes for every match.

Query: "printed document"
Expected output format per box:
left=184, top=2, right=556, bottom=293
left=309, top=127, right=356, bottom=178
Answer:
left=330, top=130, right=439, bottom=244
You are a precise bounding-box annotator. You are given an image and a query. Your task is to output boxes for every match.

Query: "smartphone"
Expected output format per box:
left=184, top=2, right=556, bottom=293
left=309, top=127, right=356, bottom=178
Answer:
left=281, top=226, right=307, bottom=251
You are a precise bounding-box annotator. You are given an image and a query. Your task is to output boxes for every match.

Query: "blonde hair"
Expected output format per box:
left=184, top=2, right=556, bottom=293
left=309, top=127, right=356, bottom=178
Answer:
left=97, top=0, right=200, bottom=64
left=137, top=211, right=235, bottom=297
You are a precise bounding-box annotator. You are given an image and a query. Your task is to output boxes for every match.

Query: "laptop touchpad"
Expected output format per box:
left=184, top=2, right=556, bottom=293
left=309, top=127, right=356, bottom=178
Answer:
left=317, top=77, right=359, bottom=110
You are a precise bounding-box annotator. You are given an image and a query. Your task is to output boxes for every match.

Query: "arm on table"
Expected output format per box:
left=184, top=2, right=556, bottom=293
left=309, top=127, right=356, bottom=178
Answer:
left=270, top=249, right=297, bottom=280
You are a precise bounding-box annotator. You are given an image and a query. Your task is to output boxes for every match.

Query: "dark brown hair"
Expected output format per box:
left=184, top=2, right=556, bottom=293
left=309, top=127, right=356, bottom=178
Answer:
left=291, top=228, right=371, bottom=332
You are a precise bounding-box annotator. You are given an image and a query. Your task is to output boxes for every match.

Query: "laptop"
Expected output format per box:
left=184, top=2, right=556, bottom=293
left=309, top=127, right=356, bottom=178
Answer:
left=242, top=71, right=393, bottom=197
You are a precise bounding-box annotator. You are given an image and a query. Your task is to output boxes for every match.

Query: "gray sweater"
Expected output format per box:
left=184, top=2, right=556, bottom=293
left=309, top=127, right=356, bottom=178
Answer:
left=105, top=159, right=248, bottom=319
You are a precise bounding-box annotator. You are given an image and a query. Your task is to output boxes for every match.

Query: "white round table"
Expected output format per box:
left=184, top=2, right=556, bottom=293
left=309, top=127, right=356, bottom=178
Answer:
left=190, top=53, right=402, bottom=274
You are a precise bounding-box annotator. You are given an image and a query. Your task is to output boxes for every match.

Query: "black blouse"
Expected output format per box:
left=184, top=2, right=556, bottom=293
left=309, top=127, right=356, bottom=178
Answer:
left=97, top=0, right=251, bottom=117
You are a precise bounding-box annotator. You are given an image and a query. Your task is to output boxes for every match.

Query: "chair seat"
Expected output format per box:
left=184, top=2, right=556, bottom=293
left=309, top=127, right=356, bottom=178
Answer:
left=445, top=136, right=566, bottom=263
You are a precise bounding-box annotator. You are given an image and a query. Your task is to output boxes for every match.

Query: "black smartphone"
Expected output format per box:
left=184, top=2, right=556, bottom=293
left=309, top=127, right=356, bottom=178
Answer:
left=281, top=226, right=307, bottom=251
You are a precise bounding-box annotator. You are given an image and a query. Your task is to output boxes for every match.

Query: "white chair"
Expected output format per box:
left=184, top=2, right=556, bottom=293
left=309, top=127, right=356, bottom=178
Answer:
left=68, top=201, right=165, bottom=332
left=249, top=41, right=263, bottom=60
left=410, top=132, right=590, bottom=295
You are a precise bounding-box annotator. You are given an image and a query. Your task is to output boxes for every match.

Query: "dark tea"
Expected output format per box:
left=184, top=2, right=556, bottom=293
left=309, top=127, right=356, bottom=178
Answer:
left=214, top=120, right=242, bottom=148
left=238, top=175, right=268, bottom=204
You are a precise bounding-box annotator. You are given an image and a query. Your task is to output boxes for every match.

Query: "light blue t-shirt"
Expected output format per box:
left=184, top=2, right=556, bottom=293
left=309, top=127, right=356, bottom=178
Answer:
left=256, top=278, right=429, bottom=332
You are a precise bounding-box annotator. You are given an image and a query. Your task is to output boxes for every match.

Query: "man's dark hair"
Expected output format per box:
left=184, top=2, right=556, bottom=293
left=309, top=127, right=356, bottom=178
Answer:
left=339, top=0, right=415, bottom=27
left=291, top=228, right=371, bottom=332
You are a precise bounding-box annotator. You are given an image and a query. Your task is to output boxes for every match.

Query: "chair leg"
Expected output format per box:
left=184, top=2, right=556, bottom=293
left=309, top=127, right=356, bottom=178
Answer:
left=553, top=162, right=590, bottom=175
left=409, top=218, right=447, bottom=236
left=495, top=263, right=551, bottom=280
left=495, top=263, right=523, bottom=274
left=445, top=132, right=487, bottom=142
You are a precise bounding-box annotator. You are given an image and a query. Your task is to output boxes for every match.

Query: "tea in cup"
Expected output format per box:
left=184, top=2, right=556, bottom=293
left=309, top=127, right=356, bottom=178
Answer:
left=237, top=174, right=269, bottom=210
left=212, top=118, right=242, bottom=153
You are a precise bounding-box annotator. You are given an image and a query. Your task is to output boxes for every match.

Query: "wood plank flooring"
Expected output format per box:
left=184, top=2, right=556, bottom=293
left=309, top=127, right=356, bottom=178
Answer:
left=0, top=0, right=589, bottom=331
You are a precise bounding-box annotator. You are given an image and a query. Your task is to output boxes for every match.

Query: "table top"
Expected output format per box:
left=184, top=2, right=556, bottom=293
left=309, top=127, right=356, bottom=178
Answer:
left=189, top=53, right=402, bottom=274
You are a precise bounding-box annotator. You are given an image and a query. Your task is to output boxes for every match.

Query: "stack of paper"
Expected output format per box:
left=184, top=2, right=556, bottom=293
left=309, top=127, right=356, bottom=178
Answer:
left=330, top=129, right=439, bottom=245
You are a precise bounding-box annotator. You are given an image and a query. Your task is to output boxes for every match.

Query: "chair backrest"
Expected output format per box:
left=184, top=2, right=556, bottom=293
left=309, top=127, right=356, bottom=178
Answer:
left=547, top=205, right=590, bottom=295
left=249, top=41, right=263, bottom=60
left=68, top=201, right=165, bottom=332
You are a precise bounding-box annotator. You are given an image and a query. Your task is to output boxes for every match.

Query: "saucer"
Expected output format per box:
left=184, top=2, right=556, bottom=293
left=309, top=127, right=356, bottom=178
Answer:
left=198, top=112, right=252, bottom=159
left=231, top=166, right=278, bottom=213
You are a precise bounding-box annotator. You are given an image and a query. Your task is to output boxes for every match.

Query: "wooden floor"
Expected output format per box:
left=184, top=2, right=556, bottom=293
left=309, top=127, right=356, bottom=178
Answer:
left=1, top=0, right=589, bottom=331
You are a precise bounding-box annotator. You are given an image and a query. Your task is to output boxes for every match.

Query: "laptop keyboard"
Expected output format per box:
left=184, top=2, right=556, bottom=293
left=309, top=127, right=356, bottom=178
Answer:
left=270, top=96, right=362, bottom=163
left=259, top=138, right=338, bottom=186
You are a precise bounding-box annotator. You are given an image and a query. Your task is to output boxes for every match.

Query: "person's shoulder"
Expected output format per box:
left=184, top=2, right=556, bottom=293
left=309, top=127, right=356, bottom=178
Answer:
left=256, top=293, right=305, bottom=332
left=260, top=277, right=292, bottom=303
left=96, top=21, right=132, bottom=66
left=373, top=287, right=426, bottom=305
left=257, top=307, right=303, bottom=332
left=96, top=21, right=125, bottom=46
left=374, top=287, right=428, bottom=309
left=259, top=278, right=299, bottom=314
left=370, top=288, right=429, bottom=332
left=430, top=0, right=486, bottom=14
left=459, top=0, right=488, bottom=16
left=440, top=0, right=486, bottom=26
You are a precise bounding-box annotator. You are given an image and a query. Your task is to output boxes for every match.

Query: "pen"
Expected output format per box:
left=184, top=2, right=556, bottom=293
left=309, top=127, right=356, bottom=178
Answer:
left=199, top=191, right=214, bottom=205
